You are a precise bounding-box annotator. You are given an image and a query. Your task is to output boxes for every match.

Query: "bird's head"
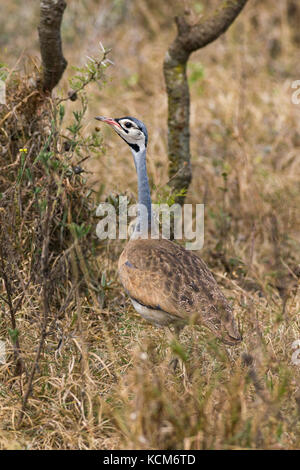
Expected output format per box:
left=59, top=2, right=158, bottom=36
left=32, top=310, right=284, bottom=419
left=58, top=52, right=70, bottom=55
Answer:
left=95, top=116, right=148, bottom=154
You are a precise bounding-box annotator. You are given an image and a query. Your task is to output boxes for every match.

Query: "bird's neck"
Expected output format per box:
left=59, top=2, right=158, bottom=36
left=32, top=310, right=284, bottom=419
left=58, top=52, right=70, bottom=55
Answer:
left=132, top=147, right=152, bottom=235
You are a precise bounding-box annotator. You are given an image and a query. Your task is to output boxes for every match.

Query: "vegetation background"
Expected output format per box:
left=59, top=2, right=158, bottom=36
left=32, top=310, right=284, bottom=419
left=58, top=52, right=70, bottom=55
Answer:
left=0, top=0, right=299, bottom=449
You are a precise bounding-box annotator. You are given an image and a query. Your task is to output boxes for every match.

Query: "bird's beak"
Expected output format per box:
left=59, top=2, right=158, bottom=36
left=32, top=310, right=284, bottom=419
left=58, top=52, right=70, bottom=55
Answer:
left=95, top=116, right=122, bottom=129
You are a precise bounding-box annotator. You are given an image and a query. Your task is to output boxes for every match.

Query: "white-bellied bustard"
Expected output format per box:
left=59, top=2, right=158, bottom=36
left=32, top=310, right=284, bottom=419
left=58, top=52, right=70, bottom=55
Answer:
left=95, top=116, right=242, bottom=353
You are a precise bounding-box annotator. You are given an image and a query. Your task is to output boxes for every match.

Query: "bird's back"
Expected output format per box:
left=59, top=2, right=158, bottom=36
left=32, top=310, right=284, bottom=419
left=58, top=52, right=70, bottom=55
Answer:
left=118, top=238, right=241, bottom=344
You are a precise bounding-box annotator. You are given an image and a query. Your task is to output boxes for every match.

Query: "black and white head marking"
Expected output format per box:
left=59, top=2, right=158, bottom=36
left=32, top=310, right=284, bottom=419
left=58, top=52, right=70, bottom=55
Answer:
left=114, top=117, right=148, bottom=153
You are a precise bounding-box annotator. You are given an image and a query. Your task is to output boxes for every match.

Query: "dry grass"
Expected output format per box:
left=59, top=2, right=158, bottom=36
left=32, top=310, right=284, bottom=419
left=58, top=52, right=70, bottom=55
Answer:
left=0, top=0, right=300, bottom=449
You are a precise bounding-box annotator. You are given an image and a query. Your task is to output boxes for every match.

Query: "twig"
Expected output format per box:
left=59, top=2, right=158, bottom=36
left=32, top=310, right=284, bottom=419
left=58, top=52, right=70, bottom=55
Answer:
left=0, top=246, right=24, bottom=375
left=56, top=48, right=111, bottom=105
left=242, top=353, right=270, bottom=403
left=17, top=184, right=53, bottom=427
left=0, top=91, right=39, bottom=128
left=38, top=0, right=67, bottom=92
left=163, top=0, right=249, bottom=202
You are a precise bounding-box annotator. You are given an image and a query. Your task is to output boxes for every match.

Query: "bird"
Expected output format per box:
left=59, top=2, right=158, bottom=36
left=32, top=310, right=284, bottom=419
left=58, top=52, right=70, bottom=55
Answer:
left=95, top=115, right=242, bottom=348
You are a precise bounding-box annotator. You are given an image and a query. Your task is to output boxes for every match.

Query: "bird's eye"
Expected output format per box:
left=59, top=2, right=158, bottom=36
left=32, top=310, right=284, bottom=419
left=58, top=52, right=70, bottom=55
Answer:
left=124, top=122, right=132, bottom=129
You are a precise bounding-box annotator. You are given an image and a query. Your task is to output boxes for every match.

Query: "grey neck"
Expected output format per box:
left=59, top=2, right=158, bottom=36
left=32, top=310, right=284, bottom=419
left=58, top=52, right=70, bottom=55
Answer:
left=132, top=147, right=152, bottom=235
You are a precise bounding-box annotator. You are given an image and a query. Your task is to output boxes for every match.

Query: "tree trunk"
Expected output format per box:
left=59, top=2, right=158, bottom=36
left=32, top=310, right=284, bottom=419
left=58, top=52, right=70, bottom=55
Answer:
left=38, top=0, right=67, bottom=93
left=164, top=0, right=249, bottom=203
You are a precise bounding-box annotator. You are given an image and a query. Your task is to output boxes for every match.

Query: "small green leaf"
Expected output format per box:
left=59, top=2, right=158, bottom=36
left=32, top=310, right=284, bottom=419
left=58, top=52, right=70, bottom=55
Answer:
left=8, top=329, right=19, bottom=344
left=59, top=104, right=65, bottom=124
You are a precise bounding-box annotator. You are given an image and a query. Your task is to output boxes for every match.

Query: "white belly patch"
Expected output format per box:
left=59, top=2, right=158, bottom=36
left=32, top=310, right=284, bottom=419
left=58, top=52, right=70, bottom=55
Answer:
left=131, top=299, right=181, bottom=327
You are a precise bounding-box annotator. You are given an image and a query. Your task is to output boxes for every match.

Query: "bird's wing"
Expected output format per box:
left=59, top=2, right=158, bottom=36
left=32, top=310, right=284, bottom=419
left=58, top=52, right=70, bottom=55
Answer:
left=118, top=238, right=231, bottom=323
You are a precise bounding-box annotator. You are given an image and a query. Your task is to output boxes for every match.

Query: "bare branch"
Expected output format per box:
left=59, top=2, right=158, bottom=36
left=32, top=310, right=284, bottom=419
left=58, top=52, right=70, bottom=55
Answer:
left=172, top=0, right=249, bottom=60
left=164, top=0, right=249, bottom=202
left=38, top=0, right=67, bottom=92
